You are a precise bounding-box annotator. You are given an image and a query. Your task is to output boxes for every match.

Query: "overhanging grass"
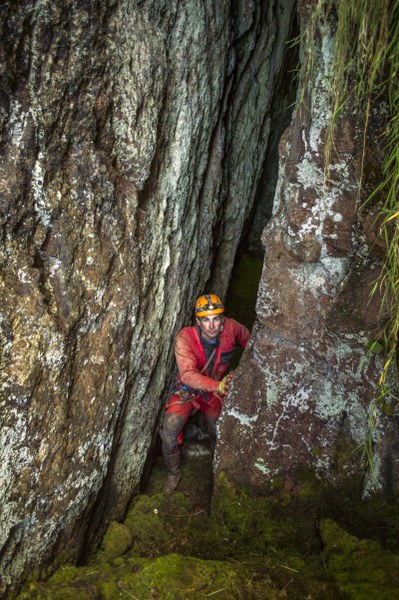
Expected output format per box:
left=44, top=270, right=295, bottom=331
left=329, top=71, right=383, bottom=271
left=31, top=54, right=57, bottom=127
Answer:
left=300, top=0, right=399, bottom=472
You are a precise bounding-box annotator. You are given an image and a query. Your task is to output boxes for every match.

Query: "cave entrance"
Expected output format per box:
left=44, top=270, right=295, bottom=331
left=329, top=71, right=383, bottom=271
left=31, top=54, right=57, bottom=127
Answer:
left=223, top=252, right=263, bottom=368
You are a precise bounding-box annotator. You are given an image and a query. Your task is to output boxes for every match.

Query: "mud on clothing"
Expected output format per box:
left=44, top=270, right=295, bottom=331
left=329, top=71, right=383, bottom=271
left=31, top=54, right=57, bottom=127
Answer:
left=162, top=317, right=250, bottom=453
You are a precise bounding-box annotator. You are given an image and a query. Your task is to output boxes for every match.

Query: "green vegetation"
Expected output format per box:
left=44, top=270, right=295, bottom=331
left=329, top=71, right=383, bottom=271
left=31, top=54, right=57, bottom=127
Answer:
left=322, top=519, right=399, bottom=599
left=14, top=457, right=399, bottom=600
left=225, top=252, right=263, bottom=369
left=305, top=1, right=399, bottom=397
left=330, top=0, right=399, bottom=401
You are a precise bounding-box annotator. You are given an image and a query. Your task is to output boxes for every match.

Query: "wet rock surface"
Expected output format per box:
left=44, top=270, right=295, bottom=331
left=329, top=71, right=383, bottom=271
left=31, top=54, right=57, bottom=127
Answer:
left=0, top=0, right=297, bottom=593
left=216, top=5, right=399, bottom=492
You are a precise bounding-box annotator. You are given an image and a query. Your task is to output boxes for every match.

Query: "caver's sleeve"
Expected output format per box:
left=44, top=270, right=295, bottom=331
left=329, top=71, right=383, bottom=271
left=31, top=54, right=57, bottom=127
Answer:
left=174, top=330, right=220, bottom=393
left=231, top=318, right=250, bottom=348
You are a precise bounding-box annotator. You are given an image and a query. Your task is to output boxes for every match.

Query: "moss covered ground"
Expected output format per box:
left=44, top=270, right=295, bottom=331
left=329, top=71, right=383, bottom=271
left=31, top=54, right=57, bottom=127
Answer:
left=13, top=448, right=399, bottom=600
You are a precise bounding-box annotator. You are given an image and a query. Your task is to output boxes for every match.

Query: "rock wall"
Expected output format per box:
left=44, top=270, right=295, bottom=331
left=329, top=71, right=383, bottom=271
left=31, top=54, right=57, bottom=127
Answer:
left=0, top=0, right=296, bottom=594
left=217, top=2, right=399, bottom=494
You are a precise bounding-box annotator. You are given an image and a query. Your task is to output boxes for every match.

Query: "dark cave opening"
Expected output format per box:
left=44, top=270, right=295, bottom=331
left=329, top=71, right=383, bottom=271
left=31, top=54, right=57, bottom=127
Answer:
left=224, top=2, right=299, bottom=319
left=224, top=8, right=299, bottom=328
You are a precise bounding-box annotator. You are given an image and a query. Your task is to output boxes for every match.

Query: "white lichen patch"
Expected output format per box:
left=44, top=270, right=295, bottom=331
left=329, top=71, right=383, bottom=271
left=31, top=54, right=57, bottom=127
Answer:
left=8, top=101, right=34, bottom=148
left=17, top=268, right=31, bottom=284
left=288, top=255, right=351, bottom=299
left=76, top=431, right=110, bottom=463
left=254, top=458, right=270, bottom=475
left=296, top=153, right=324, bottom=190
left=314, top=379, right=347, bottom=419
left=44, top=337, right=66, bottom=370
left=265, top=379, right=279, bottom=407
left=225, top=407, right=259, bottom=427
left=32, top=154, right=52, bottom=226
left=49, top=258, right=62, bottom=274
left=308, top=23, right=334, bottom=155
left=0, top=411, right=33, bottom=550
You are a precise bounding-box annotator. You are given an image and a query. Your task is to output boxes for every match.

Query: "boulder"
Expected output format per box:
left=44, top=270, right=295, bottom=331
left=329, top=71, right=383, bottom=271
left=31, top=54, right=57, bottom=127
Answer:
left=216, top=3, right=399, bottom=495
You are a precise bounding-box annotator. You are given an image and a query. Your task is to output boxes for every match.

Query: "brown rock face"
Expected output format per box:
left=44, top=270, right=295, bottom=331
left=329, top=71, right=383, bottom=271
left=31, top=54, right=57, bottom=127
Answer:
left=0, top=0, right=296, bottom=594
left=216, top=7, right=399, bottom=495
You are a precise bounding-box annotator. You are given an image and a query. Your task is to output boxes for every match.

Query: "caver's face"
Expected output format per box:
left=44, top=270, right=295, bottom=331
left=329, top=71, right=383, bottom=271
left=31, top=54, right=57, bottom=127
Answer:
left=196, top=315, right=224, bottom=341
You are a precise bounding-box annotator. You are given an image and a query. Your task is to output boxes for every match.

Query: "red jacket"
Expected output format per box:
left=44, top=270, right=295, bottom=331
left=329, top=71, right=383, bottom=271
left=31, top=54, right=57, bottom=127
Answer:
left=174, top=317, right=250, bottom=393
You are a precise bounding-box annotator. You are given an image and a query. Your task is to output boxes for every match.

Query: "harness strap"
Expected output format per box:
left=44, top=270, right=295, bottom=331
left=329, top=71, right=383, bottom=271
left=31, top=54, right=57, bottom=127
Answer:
left=200, top=346, right=217, bottom=375
left=165, top=345, right=218, bottom=411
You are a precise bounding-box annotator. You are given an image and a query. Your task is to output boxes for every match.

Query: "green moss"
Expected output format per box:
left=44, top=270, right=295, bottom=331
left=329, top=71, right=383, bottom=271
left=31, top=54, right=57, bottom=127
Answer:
left=326, top=492, right=399, bottom=554
left=14, top=464, right=399, bottom=600
left=103, top=554, right=260, bottom=599
left=95, top=521, right=133, bottom=563
left=18, top=553, right=282, bottom=600
left=281, top=466, right=399, bottom=555
left=95, top=580, right=120, bottom=599
left=208, top=472, right=328, bottom=597
left=379, top=400, right=395, bottom=417
left=123, top=492, right=194, bottom=558
left=46, top=565, right=86, bottom=585
left=210, top=472, right=280, bottom=552
left=321, top=519, right=399, bottom=599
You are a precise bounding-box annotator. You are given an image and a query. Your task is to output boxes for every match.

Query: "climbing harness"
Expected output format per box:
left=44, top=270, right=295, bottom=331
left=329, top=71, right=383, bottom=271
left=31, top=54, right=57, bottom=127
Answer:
left=165, top=346, right=218, bottom=410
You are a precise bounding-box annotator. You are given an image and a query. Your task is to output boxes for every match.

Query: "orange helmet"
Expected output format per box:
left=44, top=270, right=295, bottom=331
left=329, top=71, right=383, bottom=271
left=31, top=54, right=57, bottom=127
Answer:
left=195, top=294, right=224, bottom=317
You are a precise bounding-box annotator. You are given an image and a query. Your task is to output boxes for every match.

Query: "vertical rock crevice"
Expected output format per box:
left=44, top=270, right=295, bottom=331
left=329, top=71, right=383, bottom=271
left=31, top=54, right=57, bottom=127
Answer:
left=0, top=0, right=297, bottom=593
left=210, top=0, right=297, bottom=292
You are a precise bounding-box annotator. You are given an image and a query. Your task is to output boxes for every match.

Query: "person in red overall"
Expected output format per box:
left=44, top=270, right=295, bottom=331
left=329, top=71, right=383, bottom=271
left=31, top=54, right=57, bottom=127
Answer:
left=161, top=293, right=250, bottom=492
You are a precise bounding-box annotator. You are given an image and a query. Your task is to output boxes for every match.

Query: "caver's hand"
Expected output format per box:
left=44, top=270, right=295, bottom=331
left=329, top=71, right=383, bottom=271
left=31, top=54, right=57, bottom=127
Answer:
left=218, top=371, right=234, bottom=396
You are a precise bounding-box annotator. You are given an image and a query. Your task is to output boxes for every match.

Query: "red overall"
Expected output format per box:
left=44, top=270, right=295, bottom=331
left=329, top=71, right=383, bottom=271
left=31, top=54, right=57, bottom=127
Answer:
left=164, top=317, right=250, bottom=447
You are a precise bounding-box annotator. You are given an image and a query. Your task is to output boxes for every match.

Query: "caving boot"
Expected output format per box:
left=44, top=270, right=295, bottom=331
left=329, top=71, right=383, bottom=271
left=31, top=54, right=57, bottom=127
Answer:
left=163, top=451, right=182, bottom=492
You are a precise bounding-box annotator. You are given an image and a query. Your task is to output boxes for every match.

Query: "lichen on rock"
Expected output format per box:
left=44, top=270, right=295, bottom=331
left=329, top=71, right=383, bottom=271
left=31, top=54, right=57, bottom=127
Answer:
left=215, top=0, right=399, bottom=497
